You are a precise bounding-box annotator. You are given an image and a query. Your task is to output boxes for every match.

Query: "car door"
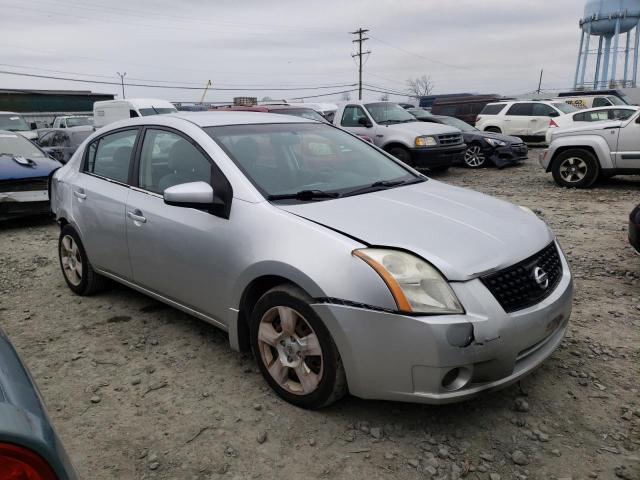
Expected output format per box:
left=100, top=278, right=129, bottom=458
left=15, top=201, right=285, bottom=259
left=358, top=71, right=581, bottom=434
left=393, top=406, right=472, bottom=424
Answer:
left=72, top=127, right=139, bottom=278
left=503, top=103, right=534, bottom=136
left=614, top=112, right=640, bottom=169
left=125, top=127, right=231, bottom=319
left=530, top=103, right=558, bottom=140
left=340, top=105, right=378, bottom=145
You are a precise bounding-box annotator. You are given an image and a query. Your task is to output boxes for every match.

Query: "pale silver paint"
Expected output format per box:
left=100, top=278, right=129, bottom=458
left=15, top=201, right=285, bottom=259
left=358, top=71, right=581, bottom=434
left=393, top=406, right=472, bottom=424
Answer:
left=51, top=112, right=573, bottom=403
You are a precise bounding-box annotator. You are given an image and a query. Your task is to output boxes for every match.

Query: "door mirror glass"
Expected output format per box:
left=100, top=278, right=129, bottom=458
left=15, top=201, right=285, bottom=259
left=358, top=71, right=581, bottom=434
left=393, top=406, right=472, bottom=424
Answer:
left=163, top=181, right=214, bottom=208
left=548, top=111, right=560, bottom=118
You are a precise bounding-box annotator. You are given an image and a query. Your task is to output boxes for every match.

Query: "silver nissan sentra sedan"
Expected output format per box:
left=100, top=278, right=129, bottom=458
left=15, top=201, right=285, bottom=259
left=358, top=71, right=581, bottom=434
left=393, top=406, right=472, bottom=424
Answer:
left=50, top=112, right=573, bottom=409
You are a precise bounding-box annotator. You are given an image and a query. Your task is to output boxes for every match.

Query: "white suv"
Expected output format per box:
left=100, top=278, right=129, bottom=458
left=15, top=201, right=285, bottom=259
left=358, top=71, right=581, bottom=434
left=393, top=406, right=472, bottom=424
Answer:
left=476, top=101, right=578, bottom=144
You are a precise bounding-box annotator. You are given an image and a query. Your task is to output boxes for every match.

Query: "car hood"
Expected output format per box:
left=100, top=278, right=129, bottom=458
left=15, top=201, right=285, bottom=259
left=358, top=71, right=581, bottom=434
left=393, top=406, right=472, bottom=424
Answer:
left=381, top=121, right=460, bottom=136
left=277, top=180, right=553, bottom=281
left=0, top=155, right=61, bottom=180
left=468, top=130, right=523, bottom=144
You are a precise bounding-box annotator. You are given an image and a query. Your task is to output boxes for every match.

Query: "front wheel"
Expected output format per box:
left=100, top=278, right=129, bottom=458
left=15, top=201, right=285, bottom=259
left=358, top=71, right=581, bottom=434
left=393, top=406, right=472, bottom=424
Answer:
left=250, top=284, right=347, bottom=409
left=386, top=146, right=412, bottom=166
left=463, top=144, right=486, bottom=168
left=551, top=149, right=600, bottom=188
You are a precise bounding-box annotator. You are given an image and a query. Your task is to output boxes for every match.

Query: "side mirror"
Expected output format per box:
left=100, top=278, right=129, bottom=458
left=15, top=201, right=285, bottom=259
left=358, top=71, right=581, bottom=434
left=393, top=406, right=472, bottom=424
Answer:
left=163, top=181, right=214, bottom=208
left=548, top=111, right=560, bottom=118
left=358, top=117, right=373, bottom=128
left=30, top=122, right=38, bottom=130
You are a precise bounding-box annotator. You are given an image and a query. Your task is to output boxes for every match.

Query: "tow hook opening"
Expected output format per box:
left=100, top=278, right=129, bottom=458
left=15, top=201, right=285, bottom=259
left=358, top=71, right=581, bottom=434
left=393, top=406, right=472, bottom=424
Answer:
left=446, top=322, right=475, bottom=348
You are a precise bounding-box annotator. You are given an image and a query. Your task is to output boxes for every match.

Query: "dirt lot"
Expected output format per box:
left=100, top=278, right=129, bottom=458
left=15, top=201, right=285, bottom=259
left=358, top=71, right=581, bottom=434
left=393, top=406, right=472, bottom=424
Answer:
left=1, top=151, right=639, bottom=480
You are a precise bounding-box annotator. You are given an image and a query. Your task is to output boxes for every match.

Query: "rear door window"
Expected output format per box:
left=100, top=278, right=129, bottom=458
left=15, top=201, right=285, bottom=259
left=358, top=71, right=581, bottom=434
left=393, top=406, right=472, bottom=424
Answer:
left=592, top=97, right=611, bottom=108
left=506, top=103, right=535, bottom=116
left=480, top=104, right=506, bottom=115
left=85, top=129, right=138, bottom=184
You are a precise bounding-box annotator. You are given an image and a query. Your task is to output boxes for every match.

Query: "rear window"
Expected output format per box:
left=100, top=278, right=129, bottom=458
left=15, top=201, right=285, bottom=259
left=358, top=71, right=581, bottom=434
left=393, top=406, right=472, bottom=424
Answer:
left=479, top=104, right=506, bottom=115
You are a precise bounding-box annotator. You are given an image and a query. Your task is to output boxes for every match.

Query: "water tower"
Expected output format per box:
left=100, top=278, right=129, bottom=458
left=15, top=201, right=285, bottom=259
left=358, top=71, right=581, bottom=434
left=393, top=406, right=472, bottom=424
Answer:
left=574, top=0, right=640, bottom=89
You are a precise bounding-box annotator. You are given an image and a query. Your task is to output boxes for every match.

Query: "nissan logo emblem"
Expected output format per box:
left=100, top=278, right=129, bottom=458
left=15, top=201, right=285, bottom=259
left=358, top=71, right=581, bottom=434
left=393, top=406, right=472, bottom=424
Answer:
left=533, top=266, right=549, bottom=290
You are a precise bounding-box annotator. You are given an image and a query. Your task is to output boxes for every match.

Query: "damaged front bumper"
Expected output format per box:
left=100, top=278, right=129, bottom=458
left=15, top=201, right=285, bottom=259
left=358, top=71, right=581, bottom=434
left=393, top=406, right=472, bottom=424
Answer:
left=311, top=246, right=573, bottom=404
left=0, top=190, right=50, bottom=220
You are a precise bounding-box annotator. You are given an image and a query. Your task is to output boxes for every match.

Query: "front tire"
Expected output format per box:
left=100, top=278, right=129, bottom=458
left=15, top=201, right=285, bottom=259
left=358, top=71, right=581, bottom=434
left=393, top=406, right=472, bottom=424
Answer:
left=250, top=284, right=347, bottom=409
left=551, top=149, right=600, bottom=188
left=386, top=146, right=412, bottom=166
left=58, top=225, right=107, bottom=295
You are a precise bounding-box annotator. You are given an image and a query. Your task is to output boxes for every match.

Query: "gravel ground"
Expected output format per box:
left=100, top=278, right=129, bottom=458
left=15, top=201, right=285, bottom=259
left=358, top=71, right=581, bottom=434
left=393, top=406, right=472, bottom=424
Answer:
left=1, top=151, right=639, bottom=480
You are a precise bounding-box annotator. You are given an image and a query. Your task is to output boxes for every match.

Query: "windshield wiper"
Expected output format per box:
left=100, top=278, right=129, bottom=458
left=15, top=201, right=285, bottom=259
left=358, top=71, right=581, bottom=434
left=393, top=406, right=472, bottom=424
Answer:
left=342, top=178, right=425, bottom=197
left=267, top=189, right=340, bottom=201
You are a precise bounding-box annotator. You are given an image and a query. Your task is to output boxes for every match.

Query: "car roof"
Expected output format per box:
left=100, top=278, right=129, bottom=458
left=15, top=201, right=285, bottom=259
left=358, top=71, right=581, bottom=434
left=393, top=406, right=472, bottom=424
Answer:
left=171, top=111, right=313, bottom=127
left=578, top=105, right=639, bottom=112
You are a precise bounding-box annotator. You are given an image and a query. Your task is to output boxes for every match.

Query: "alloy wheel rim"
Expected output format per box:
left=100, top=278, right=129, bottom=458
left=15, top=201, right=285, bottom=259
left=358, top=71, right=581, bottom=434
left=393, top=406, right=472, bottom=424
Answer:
left=559, top=157, right=588, bottom=183
left=60, top=235, right=83, bottom=286
left=257, top=306, right=323, bottom=395
left=464, top=146, right=485, bottom=167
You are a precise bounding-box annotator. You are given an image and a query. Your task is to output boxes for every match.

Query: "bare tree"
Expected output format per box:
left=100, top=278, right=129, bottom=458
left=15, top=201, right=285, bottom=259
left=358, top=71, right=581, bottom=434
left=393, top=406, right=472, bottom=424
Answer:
left=341, top=92, right=351, bottom=101
left=378, top=93, right=389, bottom=101
left=406, top=75, right=434, bottom=99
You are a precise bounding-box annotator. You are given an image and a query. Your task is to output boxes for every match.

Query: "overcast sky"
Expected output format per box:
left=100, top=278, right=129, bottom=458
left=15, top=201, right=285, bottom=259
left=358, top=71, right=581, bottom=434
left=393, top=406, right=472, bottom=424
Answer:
left=0, top=0, right=586, bottom=103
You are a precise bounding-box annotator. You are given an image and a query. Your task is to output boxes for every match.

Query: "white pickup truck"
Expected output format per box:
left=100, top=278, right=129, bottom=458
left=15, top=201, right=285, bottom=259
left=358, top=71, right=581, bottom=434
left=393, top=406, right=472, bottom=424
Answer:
left=333, top=101, right=465, bottom=171
left=540, top=108, right=640, bottom=188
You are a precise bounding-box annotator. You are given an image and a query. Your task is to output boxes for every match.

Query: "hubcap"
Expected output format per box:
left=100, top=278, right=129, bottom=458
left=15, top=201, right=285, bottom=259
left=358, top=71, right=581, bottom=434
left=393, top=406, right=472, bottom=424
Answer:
left=559, top=157, right=588, bottom=183
left=257, top=306, right=323, bottom=395
left=60, top=235, right=82, bottom=286
left=464, top=146, right=485, bottom=167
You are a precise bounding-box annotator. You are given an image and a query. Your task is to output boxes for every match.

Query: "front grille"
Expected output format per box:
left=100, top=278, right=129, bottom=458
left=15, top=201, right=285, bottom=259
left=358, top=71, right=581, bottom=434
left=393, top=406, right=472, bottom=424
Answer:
left=437, top=133, right=463, bottom=145
left=481, top=243, right=562, bottom=313
left=0, top=177, right=48, bottom=193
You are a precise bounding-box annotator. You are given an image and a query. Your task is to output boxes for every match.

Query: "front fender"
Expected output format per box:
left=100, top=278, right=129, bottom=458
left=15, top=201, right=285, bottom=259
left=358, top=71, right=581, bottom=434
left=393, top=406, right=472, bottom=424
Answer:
left=546, top=135, right=613, bottom=171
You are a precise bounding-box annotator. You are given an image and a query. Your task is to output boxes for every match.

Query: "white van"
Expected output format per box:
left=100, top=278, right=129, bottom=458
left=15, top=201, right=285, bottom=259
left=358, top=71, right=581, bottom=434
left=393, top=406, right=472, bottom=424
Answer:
left=93, top=98, right=178, bottom=128
left=555, top=95, right=627, bottom=110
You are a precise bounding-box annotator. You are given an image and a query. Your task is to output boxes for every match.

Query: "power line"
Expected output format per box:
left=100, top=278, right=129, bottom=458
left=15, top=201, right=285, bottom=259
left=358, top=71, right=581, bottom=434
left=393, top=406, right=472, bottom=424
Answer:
left=369, top=35, right=471, bottom=71
left=291, top=88, right=358, bottom=100
left=0, top=68, right=357, bottom=92
left=351, top=28, right=371, bottom=100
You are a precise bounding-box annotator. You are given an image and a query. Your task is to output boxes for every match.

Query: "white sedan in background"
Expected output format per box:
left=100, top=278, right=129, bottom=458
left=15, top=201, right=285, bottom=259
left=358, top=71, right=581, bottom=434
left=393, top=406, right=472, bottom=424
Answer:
left=546, top=105, right=640, bottom=143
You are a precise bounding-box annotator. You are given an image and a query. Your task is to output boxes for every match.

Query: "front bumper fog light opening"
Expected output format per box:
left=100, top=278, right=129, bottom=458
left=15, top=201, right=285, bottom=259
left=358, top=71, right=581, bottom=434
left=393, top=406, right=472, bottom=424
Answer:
left=441, top=367, right=472, bottom=392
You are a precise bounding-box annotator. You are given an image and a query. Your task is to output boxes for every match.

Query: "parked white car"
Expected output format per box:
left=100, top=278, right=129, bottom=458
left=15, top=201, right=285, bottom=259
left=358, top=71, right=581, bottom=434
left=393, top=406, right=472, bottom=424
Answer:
left=554, top=95, right=628, bottom=110
left=475, top=101, right=578, bottom=143
left=0, top=111, right=38, bottom=141
left=52, top=115, right=93, bottom=129
left=93, top=99, right=177, bottom=128
left=545, top=106, right=640, bottom=143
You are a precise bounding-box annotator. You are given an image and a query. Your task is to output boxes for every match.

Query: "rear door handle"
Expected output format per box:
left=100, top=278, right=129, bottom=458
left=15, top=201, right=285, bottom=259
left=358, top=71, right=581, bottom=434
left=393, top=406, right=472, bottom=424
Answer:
left=127, top=210, right=147, bottom=224
left=73, top=190, right=86, bottom=200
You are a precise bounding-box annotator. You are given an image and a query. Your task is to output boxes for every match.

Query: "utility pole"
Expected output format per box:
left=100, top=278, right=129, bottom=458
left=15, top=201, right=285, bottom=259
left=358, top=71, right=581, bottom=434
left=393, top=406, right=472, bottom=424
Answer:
left=350, top=28, right=370, bottom=100
left=537, top=69, right=544, bottom=94
left=117, top=72, right=127, bottom=99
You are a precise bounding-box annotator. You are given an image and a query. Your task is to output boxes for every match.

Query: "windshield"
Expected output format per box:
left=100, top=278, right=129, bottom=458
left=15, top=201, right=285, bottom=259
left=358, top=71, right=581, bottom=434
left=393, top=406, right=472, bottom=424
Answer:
left=408, top=109, right=432, bottom=119
left=206, top=123, right=419, bottom=199
left=437, top=117, right=477, bottom=132
left=271, top=108, right=326, bottom=122
left=0, top=132, right=46, bottom=158
left=66, top=117, right=93, bottom=127
left=553, top=103, right=579, bottom=114
left=607, top=96, right=626, bottom=106
left=0, top=114, right=30, bottom=132
left=364, top=102, right=417, bottom=124
left=138, top=107, right=178, bottom=116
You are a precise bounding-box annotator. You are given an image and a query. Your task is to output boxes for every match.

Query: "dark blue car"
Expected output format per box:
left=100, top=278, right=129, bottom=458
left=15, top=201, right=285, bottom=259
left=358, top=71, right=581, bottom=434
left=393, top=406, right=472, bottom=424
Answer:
left=0, top=327, right=79, bottom=479
left=0, top=130, right=61, bottom=221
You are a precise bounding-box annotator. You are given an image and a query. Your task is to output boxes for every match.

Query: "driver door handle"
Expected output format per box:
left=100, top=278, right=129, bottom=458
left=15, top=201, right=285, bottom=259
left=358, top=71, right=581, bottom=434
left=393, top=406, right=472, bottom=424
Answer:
left=73, top=190, right=86, bottom=200
left=127, top=210, right=147, bottom=224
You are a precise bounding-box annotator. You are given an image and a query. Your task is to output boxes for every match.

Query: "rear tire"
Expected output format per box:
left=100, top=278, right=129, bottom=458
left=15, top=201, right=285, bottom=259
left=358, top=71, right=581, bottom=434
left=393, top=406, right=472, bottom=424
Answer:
left=484, top=127, right=502, bottom=134
left=386, top=146, right=413, bottom=166
left=429, top=166, right=450, bottom=173
left=551, top=149, right=600, bottom=189
left=58, top=225, right=108, bottom=295
left=250, top=284, right=347, bottom=409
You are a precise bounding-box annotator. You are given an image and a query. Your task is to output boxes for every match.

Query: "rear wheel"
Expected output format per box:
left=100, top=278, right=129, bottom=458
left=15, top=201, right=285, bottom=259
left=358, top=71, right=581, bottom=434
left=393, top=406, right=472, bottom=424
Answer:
left=386, top=146, right=412, bottom=166
left=463, top=144, right=486, bottom=168
left=58, top=225, right=107, bottom=295
left=429, top=165, right=450, bottom=173
left=250, top=284, right=346, bottom=409
left=484, top=127, right=502, bottom=134
left=551, top=149, right=600, bottom=188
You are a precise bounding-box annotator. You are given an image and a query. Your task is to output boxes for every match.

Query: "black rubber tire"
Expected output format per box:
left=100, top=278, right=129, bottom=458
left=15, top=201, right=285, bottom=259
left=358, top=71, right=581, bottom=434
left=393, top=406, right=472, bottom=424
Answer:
left=58, top=224, right=108, bottom=295
left=386, top=146, right=413, bottom=166
left=484, top=127, right=502, bottom=134
left=250, top=284, right=347, bottom=409
left=429, top=165, right=450, bottom=173
left=551, top=148, right=600, bottom=189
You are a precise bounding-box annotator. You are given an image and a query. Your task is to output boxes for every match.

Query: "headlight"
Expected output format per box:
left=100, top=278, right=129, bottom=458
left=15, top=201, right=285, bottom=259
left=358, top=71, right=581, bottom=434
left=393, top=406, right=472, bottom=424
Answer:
left=485, top=138, right=507, bottom=147
left=353, top=248, right=464, bottom=314
left=415, top=136, right=437, bottom=147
